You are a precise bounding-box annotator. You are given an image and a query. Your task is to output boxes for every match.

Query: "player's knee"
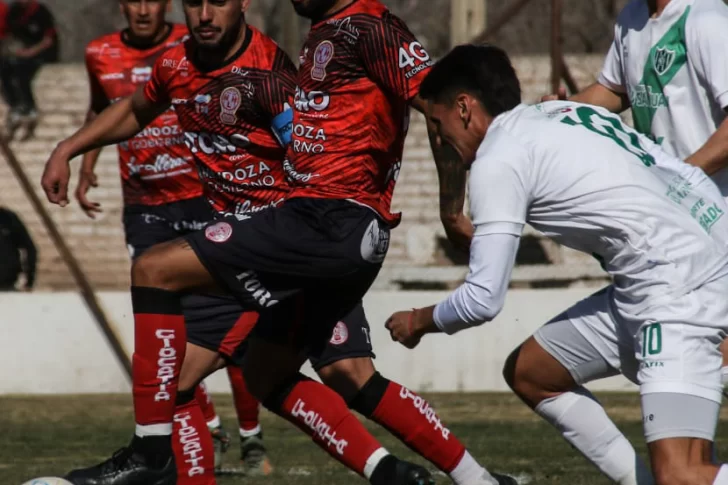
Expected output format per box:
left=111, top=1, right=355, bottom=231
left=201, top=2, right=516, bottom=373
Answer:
left=318, top=357, right=375, bottom=389
left=503, top=345, right=547, bottom=405
left=131, top=248, right=181, bottom=289
left=131, top=251, right=167, bottom=287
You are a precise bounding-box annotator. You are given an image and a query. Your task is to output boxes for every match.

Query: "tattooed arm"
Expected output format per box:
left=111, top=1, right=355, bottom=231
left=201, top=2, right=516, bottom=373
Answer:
left=410, top=95, right=474, bottom=252
left=430, top=130, right=474, bottom=252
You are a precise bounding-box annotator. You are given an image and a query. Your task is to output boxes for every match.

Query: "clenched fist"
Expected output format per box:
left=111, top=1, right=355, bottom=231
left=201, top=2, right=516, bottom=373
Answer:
left=385, top=306, right=439, bottom=350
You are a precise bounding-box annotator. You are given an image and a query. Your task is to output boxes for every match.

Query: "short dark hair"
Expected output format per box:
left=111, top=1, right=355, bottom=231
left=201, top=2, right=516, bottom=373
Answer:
left=419, top=44, right=521, bottom=117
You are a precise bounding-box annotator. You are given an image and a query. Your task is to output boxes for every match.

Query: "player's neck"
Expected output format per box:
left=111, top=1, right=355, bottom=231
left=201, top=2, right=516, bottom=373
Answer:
left=314, top=0, right=355, bottom=23
left=647, top=0, right=672, bottom=17
left=123, top=23, right=171, bottom=50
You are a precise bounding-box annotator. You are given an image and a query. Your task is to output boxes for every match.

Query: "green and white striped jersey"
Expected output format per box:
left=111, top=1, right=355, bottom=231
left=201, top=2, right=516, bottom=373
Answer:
left=598, top=0, right=728, bottom=195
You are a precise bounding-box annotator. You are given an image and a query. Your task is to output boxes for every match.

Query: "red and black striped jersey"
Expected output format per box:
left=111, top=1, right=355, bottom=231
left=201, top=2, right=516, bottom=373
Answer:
left=144, top=26, right=297, bottom=217
left=85, top=24, right=202, bottom=206
left=287, top=0, right=433, bottom=227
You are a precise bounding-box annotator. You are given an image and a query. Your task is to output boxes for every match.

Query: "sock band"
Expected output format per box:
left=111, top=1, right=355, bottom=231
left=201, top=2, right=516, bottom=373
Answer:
left=349, top=371, right=389, bottom=416
left=131, top=286, right=183, bottom=315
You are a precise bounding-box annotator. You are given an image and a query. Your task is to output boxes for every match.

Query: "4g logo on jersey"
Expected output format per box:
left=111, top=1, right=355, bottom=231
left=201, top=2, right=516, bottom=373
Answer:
left=398, top=42, right=433, bottom=79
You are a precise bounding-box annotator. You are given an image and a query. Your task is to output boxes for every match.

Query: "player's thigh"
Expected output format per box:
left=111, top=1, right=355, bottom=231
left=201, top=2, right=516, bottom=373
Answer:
left=506, top=286, right=635, bottom=405
left=648, top=434, right=716, bottom=485
left=313, top=302, right=377, bottom=400
left=132, top=237, right=217, bottom=291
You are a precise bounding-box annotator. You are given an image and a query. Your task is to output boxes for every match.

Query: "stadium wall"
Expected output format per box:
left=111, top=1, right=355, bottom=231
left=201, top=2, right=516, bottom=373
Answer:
left=0, top=290, right=636, bottom=395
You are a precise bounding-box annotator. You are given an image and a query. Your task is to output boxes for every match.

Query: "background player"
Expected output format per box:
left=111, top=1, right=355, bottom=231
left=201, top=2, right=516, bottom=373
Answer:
left=79, top=0, right=271, bottom=478
left=388, top=43, right=728, bottom=485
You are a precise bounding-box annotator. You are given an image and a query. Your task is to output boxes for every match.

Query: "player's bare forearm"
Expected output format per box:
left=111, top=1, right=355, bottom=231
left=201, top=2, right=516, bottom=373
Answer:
left=80, top=111, right=103, bottom=174
left=569, top=83, right=629, bottom=114
left=56, top=90, right=165, bottom=160
left=686, top=116, right=728, bottom=175
left=427, top=121, right=473, bottom=251
left=410, top=94, right=474, bottom=250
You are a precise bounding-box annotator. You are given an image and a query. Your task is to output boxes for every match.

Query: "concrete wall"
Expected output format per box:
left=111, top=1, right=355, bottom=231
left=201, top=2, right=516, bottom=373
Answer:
left=0, top=290, right=635, bottom=395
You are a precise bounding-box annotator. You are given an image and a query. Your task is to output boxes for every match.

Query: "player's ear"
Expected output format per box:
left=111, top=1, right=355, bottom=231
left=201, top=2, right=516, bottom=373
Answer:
left=241, top=0, right=251, bottom=13
left=456, top=94, right=471, bottom=129
left=165, top=0, right=172, bottom=14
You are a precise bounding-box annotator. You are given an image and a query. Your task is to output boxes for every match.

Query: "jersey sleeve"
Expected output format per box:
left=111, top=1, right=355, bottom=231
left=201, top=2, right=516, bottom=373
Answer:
left=468, top=132, right=530, bottom=236
left=261, top=50, right=297, bottom=146
left=84, top=45, right=110, bottom=114
left=358, top=11, right=434, bottom=102
left=143, top=54, right=171, bottom=106
left=687, top=7, right=728, bottom=110
left=597, top=23, right=626, bottom=93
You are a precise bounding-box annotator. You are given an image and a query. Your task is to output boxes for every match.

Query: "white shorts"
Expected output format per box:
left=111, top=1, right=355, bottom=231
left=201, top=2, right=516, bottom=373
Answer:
left=535, top=281, right=727, bottom=404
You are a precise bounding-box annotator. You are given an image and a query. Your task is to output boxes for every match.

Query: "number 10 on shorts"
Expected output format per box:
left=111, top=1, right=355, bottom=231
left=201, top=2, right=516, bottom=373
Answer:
left=641, top=323, right=662, bottom=357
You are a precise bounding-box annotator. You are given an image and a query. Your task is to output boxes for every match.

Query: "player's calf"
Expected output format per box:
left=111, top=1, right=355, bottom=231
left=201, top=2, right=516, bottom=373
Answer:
left=318, top=358, right=503, bottom=485
left=504, top=334, right=653, bottom=485
left=243, top=338, right=432, bottom=485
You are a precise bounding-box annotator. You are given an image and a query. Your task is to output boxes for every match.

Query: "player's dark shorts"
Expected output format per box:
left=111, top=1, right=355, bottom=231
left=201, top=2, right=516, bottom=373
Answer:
left=123, top=196, right=214, bottom=258
left=184, top=297, right=375, bottom=370
left=185, top=197, right=390, bottom=359
left=123, top=196, right=249, bottom=360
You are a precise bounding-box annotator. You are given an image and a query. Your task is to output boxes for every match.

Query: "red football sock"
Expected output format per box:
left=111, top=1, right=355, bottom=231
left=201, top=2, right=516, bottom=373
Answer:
left=226, top=365, right=260, bottom=434
left=132, top=287, right=186, bottom=435
left=194, top=383, right=218, bottom=426
left=360, top=374, right=466, bottom=473
left=272, top=374, right=386, bottom=476
left=173, top=394, right=216, bottom=485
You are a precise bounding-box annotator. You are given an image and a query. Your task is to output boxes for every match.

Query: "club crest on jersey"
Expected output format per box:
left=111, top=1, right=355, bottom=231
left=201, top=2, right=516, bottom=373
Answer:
left=311, top=41, right=334, bottom=81
left=219, top=87, right=242, bottom=125
left=653, top=47, right=676, bottom=76
left=329, top=322, right=349, bottom=345
left=205, top=222, right=233, bottom=243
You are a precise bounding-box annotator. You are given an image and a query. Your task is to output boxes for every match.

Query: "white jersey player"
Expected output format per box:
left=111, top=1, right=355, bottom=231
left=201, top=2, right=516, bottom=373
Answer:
left=388, top=44, right=728, bottom=485
left=550, top=0, right=728, bottom=194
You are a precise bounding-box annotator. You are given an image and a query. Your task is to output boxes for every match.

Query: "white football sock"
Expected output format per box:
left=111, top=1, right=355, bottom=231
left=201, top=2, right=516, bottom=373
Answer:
left=535, top=388, right=653, bottom=485
left=240, top=425, right=262, bottom=438
left=714, top=465, right=728, bottom=484
left=363, top=447, right=390, bottom=480
left=206, top=415, right=221, bottom=429
left=449, top=450, right=498, bottom=485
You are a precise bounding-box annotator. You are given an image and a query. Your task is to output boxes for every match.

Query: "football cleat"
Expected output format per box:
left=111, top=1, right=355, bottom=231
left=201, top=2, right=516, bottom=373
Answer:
left=208, top=424, right=230, bottom=472
left=65, top=446, right=175, bottom=485
left=240, top=432, right=273, bottom=476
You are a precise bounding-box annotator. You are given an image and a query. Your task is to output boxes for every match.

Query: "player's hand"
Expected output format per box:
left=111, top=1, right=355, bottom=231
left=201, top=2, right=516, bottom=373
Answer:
left=75, top=170, right=102, bottom=219
left=41, top=144, right=72, bottom=207
left=386, top=310, right=423, bottom=349
left=540, top=86, right=568, bottom=103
